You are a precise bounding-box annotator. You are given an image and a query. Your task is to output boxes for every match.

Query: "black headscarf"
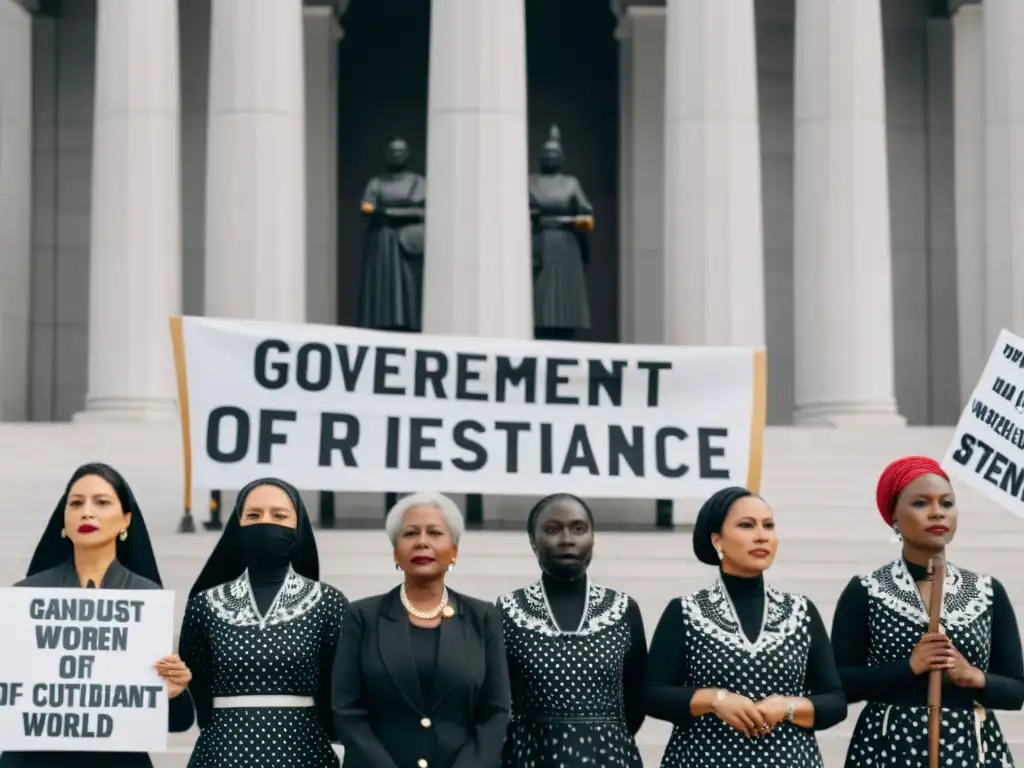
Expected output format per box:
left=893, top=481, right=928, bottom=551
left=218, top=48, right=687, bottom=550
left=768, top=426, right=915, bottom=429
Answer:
left=692, top=486, right=755, bottom=566
left=188, top=477, right=320, bottom=599
left=26, top=462, right=163, bottom=586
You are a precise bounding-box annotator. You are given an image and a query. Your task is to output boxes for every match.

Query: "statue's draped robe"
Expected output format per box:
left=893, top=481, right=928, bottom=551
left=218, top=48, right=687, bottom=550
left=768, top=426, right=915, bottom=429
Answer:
left=529, top=173, right=593, bottom=330
left=357, top=172, right=427, bottom=331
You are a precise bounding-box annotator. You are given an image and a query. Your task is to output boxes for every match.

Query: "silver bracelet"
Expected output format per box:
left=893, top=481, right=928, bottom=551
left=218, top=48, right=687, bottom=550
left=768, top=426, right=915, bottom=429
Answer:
left=785, top=701, right=795, bottom=722
left=711, top=689, right=726, bottom=715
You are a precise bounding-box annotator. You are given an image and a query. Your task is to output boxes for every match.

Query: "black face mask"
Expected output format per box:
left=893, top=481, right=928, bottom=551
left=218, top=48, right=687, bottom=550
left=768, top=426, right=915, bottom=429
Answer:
left=238, top=524, right=296, bottom=572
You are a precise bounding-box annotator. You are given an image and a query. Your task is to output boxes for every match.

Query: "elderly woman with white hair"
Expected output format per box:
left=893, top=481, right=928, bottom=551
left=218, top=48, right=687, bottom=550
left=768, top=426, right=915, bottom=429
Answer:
left=332, top=492, right=511, bottom=768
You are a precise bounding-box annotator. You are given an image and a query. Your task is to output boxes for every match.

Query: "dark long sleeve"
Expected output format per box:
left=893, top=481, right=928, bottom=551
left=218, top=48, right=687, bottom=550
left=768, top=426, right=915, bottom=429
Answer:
left=643, top=599, right=697, bottom=727
left=802, top=599, right=846, bottom=730
left=331, top=606, right=402, bottom=768
left=450, top=603, right=513, bottom=768
left=974, top=577, right=1024, bottom=710
left=178, top=595, right=214, bottom=729
left=317, top=588, right=349, bottom=741
left=831, top=576, right=915, bottom=704
left=623, top=598, right=648, bottom=735
left=168, top=690, right=196, bottom=732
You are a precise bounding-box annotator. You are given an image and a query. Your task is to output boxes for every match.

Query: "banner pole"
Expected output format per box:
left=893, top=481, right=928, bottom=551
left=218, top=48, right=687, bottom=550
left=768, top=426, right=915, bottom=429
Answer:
left=169, top=317, right=195, bottom=533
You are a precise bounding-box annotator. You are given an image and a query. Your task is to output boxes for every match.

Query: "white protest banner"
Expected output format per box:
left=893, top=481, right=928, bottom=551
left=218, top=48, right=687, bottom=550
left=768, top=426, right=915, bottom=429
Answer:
left=943, top=328, right=1024, bottom=520
left=0, top=588, right=174, bottom=752
left=170, top=316, right=767, bottom=499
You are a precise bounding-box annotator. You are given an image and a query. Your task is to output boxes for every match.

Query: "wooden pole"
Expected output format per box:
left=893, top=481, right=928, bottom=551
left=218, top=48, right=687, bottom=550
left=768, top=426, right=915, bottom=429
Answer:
left=927, top=556, right=946, bottom=768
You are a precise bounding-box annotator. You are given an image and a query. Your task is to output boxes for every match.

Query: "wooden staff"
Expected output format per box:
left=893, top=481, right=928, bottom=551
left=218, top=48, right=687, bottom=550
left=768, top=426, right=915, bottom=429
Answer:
left=927, top=555, right=947, bottom=768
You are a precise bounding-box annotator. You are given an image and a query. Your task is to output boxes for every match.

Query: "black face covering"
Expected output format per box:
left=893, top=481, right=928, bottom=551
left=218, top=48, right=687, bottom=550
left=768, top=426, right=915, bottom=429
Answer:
left=239, top=524, right=296, bottom=579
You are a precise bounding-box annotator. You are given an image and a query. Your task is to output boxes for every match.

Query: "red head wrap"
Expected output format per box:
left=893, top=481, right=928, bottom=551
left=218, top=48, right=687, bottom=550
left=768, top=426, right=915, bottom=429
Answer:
left=875, top=456, right=950, bottom=527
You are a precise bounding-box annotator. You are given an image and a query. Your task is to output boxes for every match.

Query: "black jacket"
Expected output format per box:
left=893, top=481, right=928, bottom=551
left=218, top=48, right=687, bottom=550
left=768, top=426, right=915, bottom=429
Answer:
left=332, top=586, right=511, bottom=768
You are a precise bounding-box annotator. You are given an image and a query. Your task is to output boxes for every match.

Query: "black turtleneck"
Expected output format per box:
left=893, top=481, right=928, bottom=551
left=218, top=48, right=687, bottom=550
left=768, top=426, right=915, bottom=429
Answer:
left=541, top=573, right=649, bottom=735
left=831, top=557, right=1024, bottom=710
left=643, top=570, right=846, bottom=730
left=248, top=562, right=290, bottom=615
left=718, top=571, right=767, bottom=643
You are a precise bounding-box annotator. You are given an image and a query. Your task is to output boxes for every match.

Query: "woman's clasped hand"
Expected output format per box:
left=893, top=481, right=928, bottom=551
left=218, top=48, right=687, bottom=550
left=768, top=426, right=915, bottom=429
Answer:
left=154, top=654, right=192, bottom=698
left=711, top=691, right=791, bottom=738
left=908, top=631, right=985, bottom=688
left=908, top=631, right=955, bottom=675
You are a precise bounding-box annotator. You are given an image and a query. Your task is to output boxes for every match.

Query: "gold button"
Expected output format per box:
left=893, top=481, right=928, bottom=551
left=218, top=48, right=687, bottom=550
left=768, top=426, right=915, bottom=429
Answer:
left=420, top=717, right=432, bottom=728
left=417, top=761, right=428, bottom=768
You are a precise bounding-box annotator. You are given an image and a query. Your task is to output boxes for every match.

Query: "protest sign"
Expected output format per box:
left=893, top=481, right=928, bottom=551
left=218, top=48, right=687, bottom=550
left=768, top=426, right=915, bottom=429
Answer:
left=0, top=588, right=175, bottom=752
left=170, top=316, right=766, bottom=499
left=943, top=328, right=1024, bottom=520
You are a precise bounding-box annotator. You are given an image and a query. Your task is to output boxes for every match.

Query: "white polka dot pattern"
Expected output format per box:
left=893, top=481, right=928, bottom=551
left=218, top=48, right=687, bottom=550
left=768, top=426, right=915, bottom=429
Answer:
left=844, top=559, right=1013, bottom=768
left=182, top=568, right=347, bottom=767
left=498, top=581, right=642, bottom=768
left=659, top=581, right=825, bottom=768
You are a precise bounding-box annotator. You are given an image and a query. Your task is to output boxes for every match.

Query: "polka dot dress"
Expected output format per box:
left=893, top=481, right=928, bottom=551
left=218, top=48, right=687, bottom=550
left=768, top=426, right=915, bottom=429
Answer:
left=180, top=568, right=347, bottom=767
left=497, top=581, right=643, bottom=768
left=844, top=559, right=1014, bottom=768
left=659, top=580, right=824, bottom=768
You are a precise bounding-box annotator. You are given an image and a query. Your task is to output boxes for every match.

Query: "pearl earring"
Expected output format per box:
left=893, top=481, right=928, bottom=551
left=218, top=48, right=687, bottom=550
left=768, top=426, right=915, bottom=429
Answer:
left=715, top=547, right=724, bottom=561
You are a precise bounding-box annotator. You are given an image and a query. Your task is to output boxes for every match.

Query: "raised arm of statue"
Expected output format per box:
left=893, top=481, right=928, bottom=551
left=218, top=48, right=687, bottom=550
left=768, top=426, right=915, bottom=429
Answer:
left=360, top=177, right=380, bottom=215
left=572, top=178, right=595, bottom=233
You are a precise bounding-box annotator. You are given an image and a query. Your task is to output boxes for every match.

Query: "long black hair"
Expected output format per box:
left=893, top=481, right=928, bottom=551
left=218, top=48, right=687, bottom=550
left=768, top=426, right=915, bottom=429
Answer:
left=188, top=477, right=320, bottom=599
left=26, top=462, right=163, bottom=586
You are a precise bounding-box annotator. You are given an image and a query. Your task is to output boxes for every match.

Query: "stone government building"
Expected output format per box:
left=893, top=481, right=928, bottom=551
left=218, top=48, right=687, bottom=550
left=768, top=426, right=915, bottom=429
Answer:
left=0, top=0, right=1013, bottom=430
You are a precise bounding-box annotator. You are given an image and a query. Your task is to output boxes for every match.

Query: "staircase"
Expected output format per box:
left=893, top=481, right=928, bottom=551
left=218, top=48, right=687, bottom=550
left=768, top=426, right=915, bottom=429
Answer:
left=0, top=423, right=1020, bottom=766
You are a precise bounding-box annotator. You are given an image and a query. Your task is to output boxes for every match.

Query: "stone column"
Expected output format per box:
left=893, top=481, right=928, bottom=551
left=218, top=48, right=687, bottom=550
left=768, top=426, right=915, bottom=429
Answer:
left=422, top=0, right=531, bottom=526
left=984, top=0, right=1024, bottom=345
left=304, top=6, right=340, bottom=327
left=422, top=0, right=532, bottom=339
left=77, top=0, right=181, bottom=421
left=952, top=1, right=986, bottom=401
left=205, top=0, right=306, bottom=321
left=0, top=0, right=32, bottom=420
left=663, top=0, right=765, bottom=348
left=616, top=6, right=666, bottom=345
left=792, top=0, right=904, bottom=426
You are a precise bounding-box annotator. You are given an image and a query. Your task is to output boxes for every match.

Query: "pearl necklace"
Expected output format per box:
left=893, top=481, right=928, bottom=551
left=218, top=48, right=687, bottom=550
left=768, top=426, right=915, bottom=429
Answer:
left=400, top=583, right=451, bottom=620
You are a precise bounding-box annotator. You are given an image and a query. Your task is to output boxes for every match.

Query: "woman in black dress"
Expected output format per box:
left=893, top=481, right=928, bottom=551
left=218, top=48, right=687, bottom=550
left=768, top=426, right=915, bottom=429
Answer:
left=332, top=492, right=511, bottom=768
left=832, top=455, right=1024, bottom=767
left=644, top=486, right=846, bottom=768
left=497, top=493, right=646, bottom=767
left=0, top=462, right=195, bottom=768
left=179, top=478, right=348, bottom=767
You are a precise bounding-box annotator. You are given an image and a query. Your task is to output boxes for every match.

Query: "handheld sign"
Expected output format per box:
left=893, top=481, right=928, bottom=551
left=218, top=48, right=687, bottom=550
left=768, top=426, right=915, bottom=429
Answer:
left=0, top=588, right=174, bottom=752
left=943, top=328, right=1024, bottom=520
left=169, top=316, right=767, bottom=499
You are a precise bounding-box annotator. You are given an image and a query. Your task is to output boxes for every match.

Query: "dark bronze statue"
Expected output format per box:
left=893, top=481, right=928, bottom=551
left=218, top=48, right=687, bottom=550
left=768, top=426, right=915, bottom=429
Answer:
left=530, top=125, right=594, bottom=341
left=357, top=136, right=426, bottom=331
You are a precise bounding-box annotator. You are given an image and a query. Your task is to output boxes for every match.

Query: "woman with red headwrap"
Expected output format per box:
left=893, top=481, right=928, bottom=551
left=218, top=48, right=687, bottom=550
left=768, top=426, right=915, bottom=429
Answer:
left=831, top=456, right=1024, bottom=767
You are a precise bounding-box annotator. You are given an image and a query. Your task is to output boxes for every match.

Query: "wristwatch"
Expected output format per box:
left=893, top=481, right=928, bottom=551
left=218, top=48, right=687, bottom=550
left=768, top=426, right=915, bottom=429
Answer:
left=711, top=689, right=726, bottom=715
left=784, top=701, right=795, bottom=722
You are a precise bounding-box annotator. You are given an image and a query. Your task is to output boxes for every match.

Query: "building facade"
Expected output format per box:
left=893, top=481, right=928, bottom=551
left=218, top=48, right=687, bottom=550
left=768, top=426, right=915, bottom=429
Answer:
left=0, top=0, right=1014, bottom=429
